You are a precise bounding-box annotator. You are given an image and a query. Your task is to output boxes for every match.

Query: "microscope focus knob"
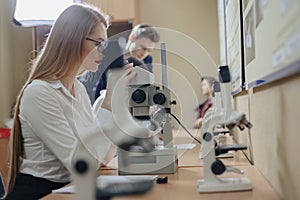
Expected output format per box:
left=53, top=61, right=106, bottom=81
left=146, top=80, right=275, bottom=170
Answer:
left=74, top=159, right=89, bottom=174
left=211, top=159, right=226, bottom=175
left=131, top=89, right=146, bottom=103
left=153, top=92, right=166, bottom=105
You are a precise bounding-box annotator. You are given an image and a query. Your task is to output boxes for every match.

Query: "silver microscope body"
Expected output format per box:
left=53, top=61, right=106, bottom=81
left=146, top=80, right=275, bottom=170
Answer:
left=71, top=38, right=156, bottom=200
left=71, top=41, right=178, bottom=200
left=72, top=67, right=157, bottom=200
left=197, top=65, right=253, bottom=193
left=118, top=43, right=178, bottom=175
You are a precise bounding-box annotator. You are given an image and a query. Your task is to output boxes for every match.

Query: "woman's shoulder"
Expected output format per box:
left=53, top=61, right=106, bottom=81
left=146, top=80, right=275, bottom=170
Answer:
left=25, top=79, right=60, bottom=91
left=23, top=80, right=63, bottom=99
left=75, top=79, right=89, bottom=93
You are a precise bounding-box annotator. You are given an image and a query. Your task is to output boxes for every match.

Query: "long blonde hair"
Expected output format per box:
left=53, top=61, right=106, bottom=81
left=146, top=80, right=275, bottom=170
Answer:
left=7, top=3, right=109, bottom=192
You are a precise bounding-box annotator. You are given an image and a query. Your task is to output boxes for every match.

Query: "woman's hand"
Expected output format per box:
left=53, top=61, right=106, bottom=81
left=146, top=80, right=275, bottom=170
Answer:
left=101, top=63, right=136, bottom=111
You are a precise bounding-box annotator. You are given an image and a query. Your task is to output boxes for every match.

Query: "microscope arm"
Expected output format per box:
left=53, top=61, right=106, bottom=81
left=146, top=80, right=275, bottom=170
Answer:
left=72, top=146, right=153, bottom=200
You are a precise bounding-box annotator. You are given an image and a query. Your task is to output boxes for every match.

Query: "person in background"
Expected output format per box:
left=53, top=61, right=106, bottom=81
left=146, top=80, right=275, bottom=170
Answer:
left=79, top=24, right=160, bottom=104
left=5, top=4, right=135, bottom=199
left=124, top=24, right=160, bottom=72
left=194, top=76, right=218, bottom=129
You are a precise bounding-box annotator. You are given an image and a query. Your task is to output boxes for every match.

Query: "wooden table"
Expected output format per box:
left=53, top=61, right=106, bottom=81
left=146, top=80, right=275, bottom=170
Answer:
left=173, top=129, right=251, bottom=167
left=42, top=129, right=280, bottom=200
left=42, top=166, right=280, bottom=200
left=98, top=129, right=251, bottom=169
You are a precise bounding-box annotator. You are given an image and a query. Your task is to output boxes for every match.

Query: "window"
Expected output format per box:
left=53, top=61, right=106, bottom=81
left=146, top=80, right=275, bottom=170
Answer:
left=13, top=0, right=81, bottom=27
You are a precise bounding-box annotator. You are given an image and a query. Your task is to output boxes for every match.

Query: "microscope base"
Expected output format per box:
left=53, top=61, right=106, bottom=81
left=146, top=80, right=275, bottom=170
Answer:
left=118, top=147, right=178, bottom=175
left=197, top=177, right=252, bottom=193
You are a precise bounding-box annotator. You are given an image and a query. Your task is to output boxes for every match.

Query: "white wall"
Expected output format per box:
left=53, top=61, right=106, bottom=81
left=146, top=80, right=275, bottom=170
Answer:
left=138, top=0, right=220, bottom=128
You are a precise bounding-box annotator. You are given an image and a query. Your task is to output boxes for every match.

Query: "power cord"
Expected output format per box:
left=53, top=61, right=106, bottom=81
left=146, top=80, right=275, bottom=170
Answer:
left=169, top=112, right=201, bottom=144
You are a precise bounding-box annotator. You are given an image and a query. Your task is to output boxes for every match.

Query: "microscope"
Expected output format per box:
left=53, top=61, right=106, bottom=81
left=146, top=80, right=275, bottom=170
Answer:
left=197, top=65, right=253, bottom=193
left=71, top=38, right=157, bottom=200
left=118, top=43, right=178, bottom=175
left=71, top=40, right=178, bottom=199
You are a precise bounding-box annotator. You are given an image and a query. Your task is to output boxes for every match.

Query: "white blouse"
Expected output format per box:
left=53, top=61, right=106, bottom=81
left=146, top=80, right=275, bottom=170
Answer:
left=19, top=79, right=116, bottom=183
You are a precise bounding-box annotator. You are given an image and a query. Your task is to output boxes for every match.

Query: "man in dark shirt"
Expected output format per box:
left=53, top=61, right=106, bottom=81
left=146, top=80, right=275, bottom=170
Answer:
left=78, top=24, right=160, bottom=104
left=94, top=24, right=160, bottom=101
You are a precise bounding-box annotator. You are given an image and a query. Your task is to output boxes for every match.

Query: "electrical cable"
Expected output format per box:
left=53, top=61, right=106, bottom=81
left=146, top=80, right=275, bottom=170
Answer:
left=169, top=112, right=201, bottom=144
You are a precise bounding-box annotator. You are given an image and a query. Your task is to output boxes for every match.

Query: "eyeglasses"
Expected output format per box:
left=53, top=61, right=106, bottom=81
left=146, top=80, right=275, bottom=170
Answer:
left=86, top=37, right=107, bottom=52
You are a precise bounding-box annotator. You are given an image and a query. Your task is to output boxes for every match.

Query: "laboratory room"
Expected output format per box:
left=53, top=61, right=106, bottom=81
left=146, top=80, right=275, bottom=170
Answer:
left=1, top=0, right=300, bottom=199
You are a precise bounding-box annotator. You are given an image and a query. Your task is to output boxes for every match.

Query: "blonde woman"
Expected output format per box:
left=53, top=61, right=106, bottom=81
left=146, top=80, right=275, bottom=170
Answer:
left=5, top=4, right=134, bottom=199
